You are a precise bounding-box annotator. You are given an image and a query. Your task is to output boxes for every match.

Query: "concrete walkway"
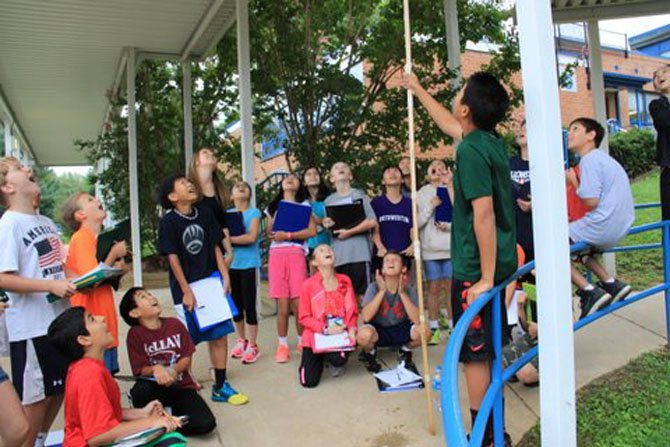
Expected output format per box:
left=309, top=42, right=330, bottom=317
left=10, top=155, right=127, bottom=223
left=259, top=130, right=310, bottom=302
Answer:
left=1, top=290, right=666, bottom=447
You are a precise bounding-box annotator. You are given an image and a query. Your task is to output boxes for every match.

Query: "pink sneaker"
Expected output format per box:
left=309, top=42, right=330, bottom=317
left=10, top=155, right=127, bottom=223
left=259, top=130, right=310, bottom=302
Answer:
left=231, top=338, right=247, bottom=359
left=275, top=344, right=290, bottom=363
left=242, top=344, right=260, bottom=364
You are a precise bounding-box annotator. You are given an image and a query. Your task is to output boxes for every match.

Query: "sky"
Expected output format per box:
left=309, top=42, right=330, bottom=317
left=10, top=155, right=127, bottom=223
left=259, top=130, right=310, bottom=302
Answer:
left=51, top=12, right=670, bottom=177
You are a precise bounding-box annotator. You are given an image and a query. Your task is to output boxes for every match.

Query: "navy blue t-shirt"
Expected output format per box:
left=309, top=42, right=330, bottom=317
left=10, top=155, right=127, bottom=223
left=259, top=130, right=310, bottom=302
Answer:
left=157, top=205, right=222, bottom=304
left=509, top=155, right=534, bottom=254
left=371, top=194, right=413, bottom=253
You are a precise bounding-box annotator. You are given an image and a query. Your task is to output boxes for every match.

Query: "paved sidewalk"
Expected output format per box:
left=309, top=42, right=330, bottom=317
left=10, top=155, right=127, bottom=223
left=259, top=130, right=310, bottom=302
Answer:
left=0, top=290, right=666, bottom=447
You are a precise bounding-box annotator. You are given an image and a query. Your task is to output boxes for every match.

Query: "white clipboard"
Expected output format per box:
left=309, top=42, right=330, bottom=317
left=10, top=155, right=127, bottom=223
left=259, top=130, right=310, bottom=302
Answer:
left=189, top=273, right=233, bottom=331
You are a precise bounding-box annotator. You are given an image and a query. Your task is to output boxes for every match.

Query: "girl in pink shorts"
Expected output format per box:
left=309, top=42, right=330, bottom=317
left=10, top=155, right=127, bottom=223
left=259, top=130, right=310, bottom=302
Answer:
left=265, top=174, right=317, bottom=363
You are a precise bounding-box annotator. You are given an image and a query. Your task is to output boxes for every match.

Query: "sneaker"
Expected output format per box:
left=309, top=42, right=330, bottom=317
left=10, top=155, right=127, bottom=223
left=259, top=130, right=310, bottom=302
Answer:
left=577, top=287, right=612, bottom=319
left=428, top=328, right=442, bottom=345
left=211, top=381, right=249, bottom=405
left=230, top=338, right=247, bottom=359
left=398, top=348, right=419, bottom=375
left=438, top=314, right=452, bottom=330
left=360, top=350, right=382, bottom=373
left=241, top=344, right=260, bottom=364
left=597, top=279, right=631, bottom=304
left=274, top=344, right=290, bottom=363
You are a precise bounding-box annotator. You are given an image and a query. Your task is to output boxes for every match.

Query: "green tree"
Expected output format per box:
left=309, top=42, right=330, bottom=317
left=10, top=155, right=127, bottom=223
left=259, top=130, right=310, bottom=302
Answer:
left=215, top=0, right=517, bottom=193
left=33, top=166, right=92, bottom=236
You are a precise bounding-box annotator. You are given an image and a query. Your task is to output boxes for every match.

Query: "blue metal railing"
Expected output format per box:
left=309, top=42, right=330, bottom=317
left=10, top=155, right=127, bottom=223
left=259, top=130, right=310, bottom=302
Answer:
left=440, top=216, right=670, bottom=446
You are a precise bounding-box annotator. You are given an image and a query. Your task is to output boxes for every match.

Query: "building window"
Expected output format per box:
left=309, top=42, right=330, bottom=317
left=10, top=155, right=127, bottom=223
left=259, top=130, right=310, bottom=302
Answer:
left=627, top=89, right=659, bottom=128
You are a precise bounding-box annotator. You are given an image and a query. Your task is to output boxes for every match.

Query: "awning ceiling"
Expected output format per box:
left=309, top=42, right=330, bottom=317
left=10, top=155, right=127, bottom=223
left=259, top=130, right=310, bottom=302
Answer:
left=0, top=0, right=236, bottom=165
left=0, top=0, right=667, bottom=166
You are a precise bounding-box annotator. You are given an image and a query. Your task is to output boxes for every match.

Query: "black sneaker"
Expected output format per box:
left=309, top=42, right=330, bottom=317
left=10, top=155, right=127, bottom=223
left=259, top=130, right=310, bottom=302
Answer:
left=577, top=287, right=612, bottom=319
left=360, top=351, right=382, bottom=373
left=398, top=348, right=419, bottom=375
left=597, top=279, right=631, bottom=304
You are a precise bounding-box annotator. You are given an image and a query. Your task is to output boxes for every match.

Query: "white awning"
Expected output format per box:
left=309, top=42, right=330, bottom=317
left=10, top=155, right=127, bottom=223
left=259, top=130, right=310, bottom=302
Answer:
left=551, top=0, right=670, bottom=23
left=0, top=0, right=235, bottom=165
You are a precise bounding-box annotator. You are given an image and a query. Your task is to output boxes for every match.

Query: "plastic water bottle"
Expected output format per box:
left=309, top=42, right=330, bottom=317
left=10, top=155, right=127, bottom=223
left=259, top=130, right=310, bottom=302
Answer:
left=432, top=365, right=442, bottom=413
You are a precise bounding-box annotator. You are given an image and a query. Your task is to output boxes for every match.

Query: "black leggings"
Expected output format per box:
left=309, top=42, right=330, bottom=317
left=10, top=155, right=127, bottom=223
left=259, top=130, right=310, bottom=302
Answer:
left=299, top=348, right=349, bottom=388
left=130, top=380, right=216, bottom=436
left=230, top=268, right=258, bottom=325
left=661, top=167, right=670, bottom=222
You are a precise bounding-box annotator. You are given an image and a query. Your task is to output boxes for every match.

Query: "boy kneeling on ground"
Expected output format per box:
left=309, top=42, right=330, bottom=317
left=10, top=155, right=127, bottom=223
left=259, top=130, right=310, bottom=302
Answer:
left=48, top=307, right=185, bottom=446
left=356, top=251, right=430, bottom=374
left=120, top=287, right=217, bottom=437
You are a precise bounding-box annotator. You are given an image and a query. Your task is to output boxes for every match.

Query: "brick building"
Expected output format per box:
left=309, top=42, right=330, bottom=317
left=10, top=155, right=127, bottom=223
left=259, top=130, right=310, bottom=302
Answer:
left=250, top=23, right=669, bottom=182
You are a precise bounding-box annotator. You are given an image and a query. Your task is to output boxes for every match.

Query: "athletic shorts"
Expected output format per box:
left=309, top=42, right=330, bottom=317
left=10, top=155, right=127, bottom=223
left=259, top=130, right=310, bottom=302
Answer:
left=10, top=335, right=68, bottom=404
left=423, top=259, right=453, bottom=281
left=335, top=262, right=370, bottom=295
left=451, top=278, right=509, bottom=364
left=268, top=246, right=308, bottom=299
left=175, top=305, right=235, bottom=345
left=366, top=320, right=414, bottom=347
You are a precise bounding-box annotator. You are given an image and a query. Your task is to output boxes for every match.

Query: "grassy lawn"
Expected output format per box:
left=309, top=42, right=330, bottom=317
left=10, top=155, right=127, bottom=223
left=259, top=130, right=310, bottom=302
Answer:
left=615, top=171, right=663, bottom=290
left=517, top=348, right=670, bottom=447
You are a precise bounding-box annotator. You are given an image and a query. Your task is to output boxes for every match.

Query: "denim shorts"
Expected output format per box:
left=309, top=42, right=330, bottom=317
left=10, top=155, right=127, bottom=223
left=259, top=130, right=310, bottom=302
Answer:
left=0, top=365, right=8, bottom=383
left=423, top=259, right=453, bottom=281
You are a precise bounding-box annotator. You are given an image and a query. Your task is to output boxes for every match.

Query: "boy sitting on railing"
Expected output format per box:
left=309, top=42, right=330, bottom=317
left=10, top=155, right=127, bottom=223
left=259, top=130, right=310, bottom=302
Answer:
left=565, top=118, right=634, bottom=318
left=405, top=71, right=516, bottom=447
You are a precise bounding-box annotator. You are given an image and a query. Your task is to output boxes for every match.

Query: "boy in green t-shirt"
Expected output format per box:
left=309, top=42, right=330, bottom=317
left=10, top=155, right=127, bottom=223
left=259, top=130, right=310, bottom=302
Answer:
left=405, top=71, right=516, bottom=446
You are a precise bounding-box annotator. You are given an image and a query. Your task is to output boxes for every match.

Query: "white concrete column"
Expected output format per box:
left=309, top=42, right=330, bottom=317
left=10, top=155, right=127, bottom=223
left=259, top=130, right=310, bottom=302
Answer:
left=126, top=47, right=143, bottom=287
left=4, top=120, right=13, bottom=157
left=182, top=58, right=194, bottom=171
left=587, top=19, right=616, bottom=274
left=587, top=20, right=608, bottom=151
left=237, top=0, right=256, bottom=207
left=444, top=0, right=461, bottom=83
left=517, top=1, right=577, bottom=446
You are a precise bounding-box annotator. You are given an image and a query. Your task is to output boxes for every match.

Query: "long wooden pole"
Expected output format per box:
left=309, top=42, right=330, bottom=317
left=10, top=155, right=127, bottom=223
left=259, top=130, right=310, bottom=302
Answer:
left=402, top=0, right=436, bottom=436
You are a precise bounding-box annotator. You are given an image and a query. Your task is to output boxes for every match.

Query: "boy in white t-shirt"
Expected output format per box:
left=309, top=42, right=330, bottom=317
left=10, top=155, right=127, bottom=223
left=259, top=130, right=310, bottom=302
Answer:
left=565, top=118, right=634, bottom=318
left=0, top=157, right=76, bottom=447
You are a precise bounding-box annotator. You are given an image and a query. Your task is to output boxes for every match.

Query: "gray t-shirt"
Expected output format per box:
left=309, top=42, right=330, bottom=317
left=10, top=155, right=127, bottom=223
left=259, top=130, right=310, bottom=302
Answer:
left=324, top=188, right=376, bottom=266
left=362, top=283, right=418, bottom=327
left=569, top=149, right=634, bottom=248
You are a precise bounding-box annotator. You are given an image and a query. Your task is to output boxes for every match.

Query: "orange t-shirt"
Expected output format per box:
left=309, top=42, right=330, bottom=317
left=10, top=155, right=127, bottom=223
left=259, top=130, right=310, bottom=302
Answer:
left=65, top=226, right=119, bottom=347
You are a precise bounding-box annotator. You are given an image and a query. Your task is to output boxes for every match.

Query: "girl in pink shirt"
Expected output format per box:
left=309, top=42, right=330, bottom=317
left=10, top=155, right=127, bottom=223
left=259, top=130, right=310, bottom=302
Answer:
left=298, top=245, right=358, bottom=387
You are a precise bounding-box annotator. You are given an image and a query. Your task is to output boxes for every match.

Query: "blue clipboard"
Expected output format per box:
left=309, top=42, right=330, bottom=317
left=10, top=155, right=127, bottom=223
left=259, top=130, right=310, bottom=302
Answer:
left=225, top=211, right=246, bottom=237
left=272, top=201, right=311, bottom=232
left=435, top=187, right=452, bottom=223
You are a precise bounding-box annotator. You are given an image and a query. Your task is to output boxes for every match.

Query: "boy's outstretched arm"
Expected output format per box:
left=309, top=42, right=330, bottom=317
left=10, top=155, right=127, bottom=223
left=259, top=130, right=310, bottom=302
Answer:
left=167, top=254, right=197, bottom=312
left=467, top=196, right=496, bottom=304
left=214, top=245, right=231, bottom=294
left=402, top=72, right=463, bottom=141
left=0, top=272, right=75, bottom=298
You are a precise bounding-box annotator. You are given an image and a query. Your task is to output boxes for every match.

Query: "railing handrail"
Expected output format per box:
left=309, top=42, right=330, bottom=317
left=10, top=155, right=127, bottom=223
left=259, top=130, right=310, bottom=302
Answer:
left=441, top=219, right=669, bottom=446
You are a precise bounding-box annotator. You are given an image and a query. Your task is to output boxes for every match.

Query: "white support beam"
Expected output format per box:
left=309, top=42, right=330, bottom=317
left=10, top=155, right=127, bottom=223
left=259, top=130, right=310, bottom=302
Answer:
left=126, top=47, right=143, bottom=287
left=237, top=0, right=256, bottom=206
left=518, top=2, right=577, bottom=447
left=183, top=59, right=194, bottom=171
left=181, top=0, right=226, bottom=61
left=4, top=120, right=12, bottom=157
left=587, top=19, right=617, bottom=275
left=444, top=0, right=461, bottom=83
left=587, top=20, right=608, bottom=152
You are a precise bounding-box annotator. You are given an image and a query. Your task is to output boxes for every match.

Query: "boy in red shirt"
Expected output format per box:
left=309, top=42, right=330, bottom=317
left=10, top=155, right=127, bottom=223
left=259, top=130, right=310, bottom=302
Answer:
left=47, top=306, right=184, bottom=447
left=120, top=287, right=217, bottom=436
left=62, top=192, right=128, bottom=374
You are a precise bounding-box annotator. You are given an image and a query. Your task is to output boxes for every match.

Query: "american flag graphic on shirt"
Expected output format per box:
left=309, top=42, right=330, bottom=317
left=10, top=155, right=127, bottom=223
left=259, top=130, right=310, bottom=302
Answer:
left=34, top=236, right=62, bottom=268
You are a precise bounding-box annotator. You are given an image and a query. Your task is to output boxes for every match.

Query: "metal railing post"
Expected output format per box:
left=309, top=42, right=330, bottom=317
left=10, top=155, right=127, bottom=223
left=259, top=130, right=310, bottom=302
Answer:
left=491, top=290, right=504, bottom=446
left=664, top=222, right=670, bottom=346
